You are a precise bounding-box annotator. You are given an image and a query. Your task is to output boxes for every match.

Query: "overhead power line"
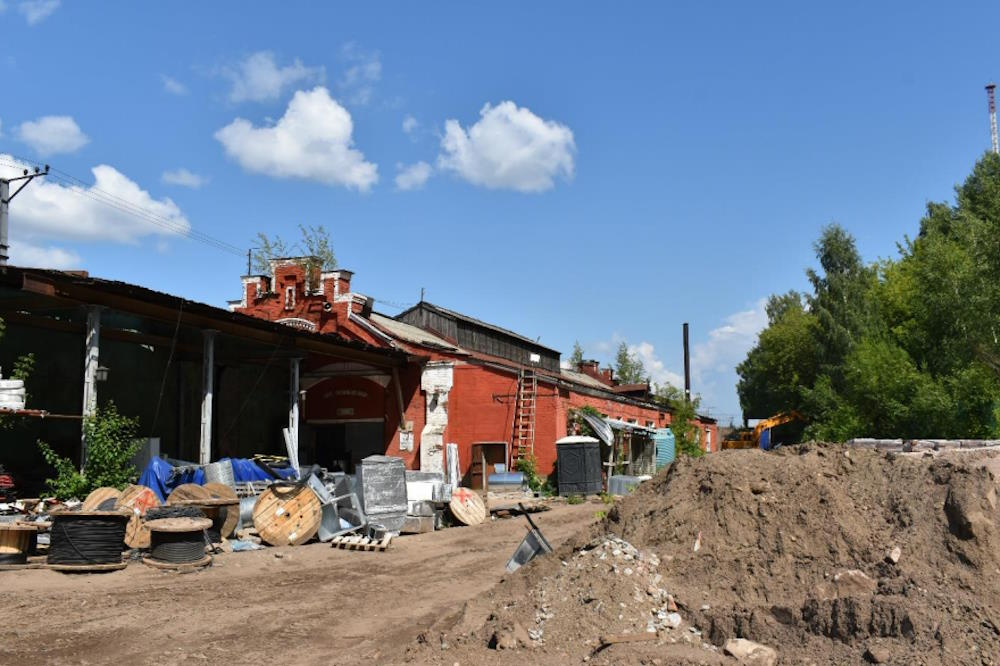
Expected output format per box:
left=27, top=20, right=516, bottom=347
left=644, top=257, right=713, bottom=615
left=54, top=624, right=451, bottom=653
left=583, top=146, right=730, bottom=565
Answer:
left=0, top=155, right=245, bottom=257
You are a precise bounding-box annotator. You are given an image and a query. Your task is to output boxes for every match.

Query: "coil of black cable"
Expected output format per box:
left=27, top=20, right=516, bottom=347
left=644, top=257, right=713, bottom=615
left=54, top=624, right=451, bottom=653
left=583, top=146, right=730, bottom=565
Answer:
left=149, top=530, right=207, bottom=563
left=145, top=515, right=211, bottom=566
left=48, top=513, right=128, bottom=566
left=146, top=505, right=205, bottom=521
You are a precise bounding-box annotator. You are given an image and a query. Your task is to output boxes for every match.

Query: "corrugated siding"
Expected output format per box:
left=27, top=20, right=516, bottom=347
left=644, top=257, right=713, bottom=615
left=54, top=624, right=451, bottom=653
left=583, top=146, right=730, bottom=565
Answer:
left=654, top=428, right=675, bottom=468
left=399, top=304, right=561, bottom=372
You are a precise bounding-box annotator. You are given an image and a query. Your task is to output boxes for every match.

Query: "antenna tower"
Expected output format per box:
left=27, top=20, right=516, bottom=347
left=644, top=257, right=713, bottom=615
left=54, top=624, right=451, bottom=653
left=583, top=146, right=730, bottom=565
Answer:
left=987, top=83, right=999, bottom=155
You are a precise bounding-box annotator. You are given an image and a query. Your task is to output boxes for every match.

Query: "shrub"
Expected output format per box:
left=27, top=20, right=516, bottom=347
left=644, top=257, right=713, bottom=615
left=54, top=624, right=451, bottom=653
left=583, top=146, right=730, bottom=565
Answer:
left=38, top=402, right=141, bottom=499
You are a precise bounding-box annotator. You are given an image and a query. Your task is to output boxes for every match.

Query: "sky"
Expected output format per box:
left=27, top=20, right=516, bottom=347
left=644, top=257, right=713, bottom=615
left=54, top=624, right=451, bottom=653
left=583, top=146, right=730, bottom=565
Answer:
left=1, top=1, right=999, bottom=424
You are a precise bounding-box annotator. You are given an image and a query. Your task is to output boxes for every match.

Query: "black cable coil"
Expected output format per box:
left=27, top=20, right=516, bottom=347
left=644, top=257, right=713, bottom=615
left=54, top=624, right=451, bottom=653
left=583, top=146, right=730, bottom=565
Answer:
left=48, top=514, right=128, bottom=566
left=148, top=530, right=207, bottom=564
left=145, top=505, right=210, bottom=563
left=0, top=551, right=27, bottom=565
left=146, top=506, right=205, bottom=521
left=146, top=505, right=219, bottom=543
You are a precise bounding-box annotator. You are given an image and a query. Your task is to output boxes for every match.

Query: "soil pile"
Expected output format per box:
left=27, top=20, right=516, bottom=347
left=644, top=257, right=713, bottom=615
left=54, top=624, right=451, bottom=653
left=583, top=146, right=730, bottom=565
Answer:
left=407, top=444, right=1000, bottom=665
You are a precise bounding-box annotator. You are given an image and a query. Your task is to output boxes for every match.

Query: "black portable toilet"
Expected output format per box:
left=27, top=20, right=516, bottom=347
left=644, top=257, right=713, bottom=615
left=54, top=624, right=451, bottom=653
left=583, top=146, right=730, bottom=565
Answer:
left=556, top=435, right=602, bottom=495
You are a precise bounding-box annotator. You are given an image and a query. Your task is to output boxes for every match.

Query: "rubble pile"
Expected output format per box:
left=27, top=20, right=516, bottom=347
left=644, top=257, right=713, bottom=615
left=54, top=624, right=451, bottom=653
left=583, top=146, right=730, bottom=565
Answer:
left=412, top=444, right=1000, bottom=664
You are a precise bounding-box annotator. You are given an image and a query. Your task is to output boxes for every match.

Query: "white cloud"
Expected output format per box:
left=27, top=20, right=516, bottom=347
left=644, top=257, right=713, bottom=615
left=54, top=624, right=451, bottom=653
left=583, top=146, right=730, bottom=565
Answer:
left=437, top=101, right=576, bottom=192
left=339, top=43, right=381, bottom=106
left=9, top=241, right=80, bottom=269
left=224, top=51, right=324, bottom=103
left=402, top=115, right=418, bottom=134
left=162, top=168, right=207, bottom=189
left=690, top=299, right=768, bottom=384
left=589, top=299, right=768, bottom=421
left=0, top=154, right=191, bottom=245
left=628, top=341, right=685, bottom=389
left=161, top=75, right=187, bottom=96
left=17, top=115, right=88, bottom=156
left=215, top=86, right=378, bottom=191
left=17, top=0, right=59, bottom=25
left=686, top=299, right=768, bottom=420
left=394, top=161, right=431, bottom=191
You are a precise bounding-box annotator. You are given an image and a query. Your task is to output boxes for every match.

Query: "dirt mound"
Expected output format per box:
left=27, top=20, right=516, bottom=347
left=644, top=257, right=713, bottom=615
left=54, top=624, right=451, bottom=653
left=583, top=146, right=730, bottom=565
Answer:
left=405, top=444, right=1000, bottom=665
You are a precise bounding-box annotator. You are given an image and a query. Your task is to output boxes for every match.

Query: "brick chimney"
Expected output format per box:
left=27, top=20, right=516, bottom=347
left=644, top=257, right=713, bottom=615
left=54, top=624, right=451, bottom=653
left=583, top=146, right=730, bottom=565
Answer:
left=578, top=359, right=601, bottom=378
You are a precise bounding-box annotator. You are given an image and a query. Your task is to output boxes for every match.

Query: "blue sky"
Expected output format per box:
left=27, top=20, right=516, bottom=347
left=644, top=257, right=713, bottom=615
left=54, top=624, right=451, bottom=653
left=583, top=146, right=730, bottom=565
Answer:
left=1, top=1, right=998, bottom=423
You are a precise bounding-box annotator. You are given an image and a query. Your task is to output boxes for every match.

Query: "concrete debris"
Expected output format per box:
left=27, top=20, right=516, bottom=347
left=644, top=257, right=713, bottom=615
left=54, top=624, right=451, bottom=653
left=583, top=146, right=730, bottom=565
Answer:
left=865, top=644, right=890, bottom=663
left=723, top=638, right=778, bottom=666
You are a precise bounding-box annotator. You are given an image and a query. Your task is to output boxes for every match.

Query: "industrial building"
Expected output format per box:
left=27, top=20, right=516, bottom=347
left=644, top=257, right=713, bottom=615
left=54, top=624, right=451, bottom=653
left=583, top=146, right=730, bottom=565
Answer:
left=230, top=258, right=718, bottom=480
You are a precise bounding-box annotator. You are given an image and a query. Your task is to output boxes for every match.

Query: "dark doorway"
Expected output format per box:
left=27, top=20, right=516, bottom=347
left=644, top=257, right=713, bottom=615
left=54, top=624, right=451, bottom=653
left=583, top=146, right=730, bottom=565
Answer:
left=313, top=421, right=385, bottom=473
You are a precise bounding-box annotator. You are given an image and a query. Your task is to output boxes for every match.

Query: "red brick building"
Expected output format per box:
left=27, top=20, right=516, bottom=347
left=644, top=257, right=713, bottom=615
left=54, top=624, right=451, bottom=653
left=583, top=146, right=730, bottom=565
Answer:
left=230, top=259, right=718, bottom=480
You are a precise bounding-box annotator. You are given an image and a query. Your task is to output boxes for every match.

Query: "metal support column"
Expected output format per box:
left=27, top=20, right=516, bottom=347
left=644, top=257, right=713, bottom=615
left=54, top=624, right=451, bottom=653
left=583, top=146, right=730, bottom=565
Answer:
left=288, top=357, right=301, bottom=475
left=0, top=180, right=9, bottom=267
left=199, top=330, right=217, bottom=465
left=80, top=306, right=102, bottom=470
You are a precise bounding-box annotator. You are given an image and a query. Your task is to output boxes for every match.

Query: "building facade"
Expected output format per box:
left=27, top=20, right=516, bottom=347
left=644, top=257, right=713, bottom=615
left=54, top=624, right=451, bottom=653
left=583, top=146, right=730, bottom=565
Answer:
left=231, top=259, right=718, bottom=480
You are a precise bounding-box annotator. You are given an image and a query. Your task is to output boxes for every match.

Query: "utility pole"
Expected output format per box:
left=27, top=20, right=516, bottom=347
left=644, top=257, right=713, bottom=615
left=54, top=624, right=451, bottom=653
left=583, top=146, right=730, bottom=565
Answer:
left=0, top=164, right=50, bottom=267
left=987, top=83, right=999, bottom=155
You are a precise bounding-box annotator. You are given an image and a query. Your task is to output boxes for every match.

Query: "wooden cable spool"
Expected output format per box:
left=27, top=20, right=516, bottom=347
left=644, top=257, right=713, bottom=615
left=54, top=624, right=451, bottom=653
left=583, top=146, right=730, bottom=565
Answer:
left=252, top=483, right=322, bottom=546
left=166, top=483, right=211, bottom=504
left=81, top=487, right=123, bottom=511
left=143, top=517, right=212, bottom=570
left=203, top=482, right=240, bottom=538
left=0, top=524, right=35, bottom=566
left=115, top=484, right=162, bottom=549
left=449, top=487, right=488, bottom=526
left=170, top=498, right=238, bottom=542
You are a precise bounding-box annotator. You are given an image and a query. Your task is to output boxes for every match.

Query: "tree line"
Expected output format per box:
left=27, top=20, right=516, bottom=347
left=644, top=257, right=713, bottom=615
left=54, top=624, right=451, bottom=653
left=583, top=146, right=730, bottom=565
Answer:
left=737, top=153, right=1000, bottom=441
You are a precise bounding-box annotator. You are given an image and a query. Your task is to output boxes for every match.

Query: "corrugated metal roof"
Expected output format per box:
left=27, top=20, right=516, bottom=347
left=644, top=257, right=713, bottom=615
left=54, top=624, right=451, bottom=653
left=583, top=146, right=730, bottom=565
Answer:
left=369, top=312, right=465, bottom=353
left=395, top=301, right=561, bottom=354
left=0, top=266, right=408, bottom=366
left=560, top=368, right=615, bottom=391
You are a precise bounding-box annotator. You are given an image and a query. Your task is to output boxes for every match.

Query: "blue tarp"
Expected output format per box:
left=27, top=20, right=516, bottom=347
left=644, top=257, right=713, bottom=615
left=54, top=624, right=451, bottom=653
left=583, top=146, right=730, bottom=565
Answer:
left=138, top=457, right=295, bottom=502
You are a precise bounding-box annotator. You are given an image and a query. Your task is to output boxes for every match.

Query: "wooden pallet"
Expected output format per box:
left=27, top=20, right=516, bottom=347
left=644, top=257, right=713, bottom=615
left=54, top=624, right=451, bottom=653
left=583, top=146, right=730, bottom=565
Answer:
left=329, top=534, right=392, bottom=552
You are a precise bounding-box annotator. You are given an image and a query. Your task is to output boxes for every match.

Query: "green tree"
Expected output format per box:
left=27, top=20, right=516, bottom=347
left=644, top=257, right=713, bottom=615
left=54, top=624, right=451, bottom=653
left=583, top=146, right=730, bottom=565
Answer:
left=737, top=153, right=1000, bottom=442
left=614, top=341, right=646, bottom=384
left=252, top=224, right=337, bottom=281
left=569, top=340, right=584, bottom=367
left=670, top=395, right=704, bottom=458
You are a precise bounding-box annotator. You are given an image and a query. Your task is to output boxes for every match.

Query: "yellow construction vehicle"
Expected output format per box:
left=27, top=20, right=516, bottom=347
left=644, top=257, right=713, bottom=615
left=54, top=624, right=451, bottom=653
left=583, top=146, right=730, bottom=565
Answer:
left=722, top=412, right=802, bottom=451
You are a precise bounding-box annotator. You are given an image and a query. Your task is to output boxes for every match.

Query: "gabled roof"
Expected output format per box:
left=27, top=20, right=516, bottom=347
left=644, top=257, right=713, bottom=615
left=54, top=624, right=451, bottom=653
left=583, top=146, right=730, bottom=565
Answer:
left=369, top=312, right=465, bottom=353
left=395, top=301, right=561, bottom=355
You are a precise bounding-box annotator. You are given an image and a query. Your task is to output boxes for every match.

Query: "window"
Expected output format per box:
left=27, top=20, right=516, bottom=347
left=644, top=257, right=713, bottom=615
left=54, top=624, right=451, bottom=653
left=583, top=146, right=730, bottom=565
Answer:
left=284, top=286, right=295, bottom=310
left=704, top=428, right=712, bottom=452
left=646, top=420, right=655, bottom=428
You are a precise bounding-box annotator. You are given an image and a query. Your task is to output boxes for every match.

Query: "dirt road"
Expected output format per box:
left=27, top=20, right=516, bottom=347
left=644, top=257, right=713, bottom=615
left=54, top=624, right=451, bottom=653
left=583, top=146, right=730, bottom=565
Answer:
left=1, top=502, right=598, bottom=665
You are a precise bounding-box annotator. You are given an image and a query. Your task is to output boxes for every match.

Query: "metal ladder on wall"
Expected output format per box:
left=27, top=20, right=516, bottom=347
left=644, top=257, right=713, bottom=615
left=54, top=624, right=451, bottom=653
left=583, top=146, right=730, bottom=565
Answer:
left=513, top=368, right=538, bottom=464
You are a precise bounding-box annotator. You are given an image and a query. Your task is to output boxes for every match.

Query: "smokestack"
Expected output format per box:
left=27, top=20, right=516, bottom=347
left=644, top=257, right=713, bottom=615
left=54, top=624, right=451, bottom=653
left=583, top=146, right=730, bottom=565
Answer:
left=683, top=322, right=691, bottom=404
left=987, top=83, right=998, bottom=155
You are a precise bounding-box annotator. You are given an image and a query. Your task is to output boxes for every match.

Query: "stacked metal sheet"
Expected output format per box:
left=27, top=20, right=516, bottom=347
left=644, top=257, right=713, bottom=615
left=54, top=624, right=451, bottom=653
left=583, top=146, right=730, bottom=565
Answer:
left=356, top=455, right=408, bottom=535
